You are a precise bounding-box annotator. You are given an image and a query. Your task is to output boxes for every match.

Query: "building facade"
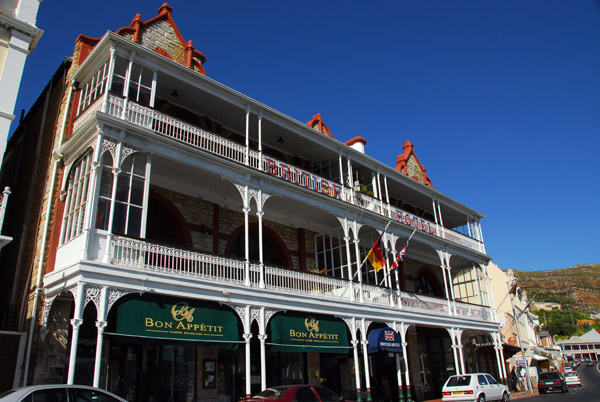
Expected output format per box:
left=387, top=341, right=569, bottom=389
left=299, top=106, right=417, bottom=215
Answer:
left=557, top=329, right=600, bottom=362
left=0, top=0, right=43, bottom=166
left=0, top=4, right=505, bottom=402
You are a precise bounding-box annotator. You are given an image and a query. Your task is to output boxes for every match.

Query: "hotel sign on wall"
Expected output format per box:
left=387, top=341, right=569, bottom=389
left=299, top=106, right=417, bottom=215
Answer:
left=116, top=296, right=239, bottom=346
left=263, top=156, right=437, bottom=236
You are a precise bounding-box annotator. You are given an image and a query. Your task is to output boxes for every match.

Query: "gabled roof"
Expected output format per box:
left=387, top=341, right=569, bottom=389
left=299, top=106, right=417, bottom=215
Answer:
left=74, top=3, right=206, bottom=75
left=394, top=140, right=434, bottom=188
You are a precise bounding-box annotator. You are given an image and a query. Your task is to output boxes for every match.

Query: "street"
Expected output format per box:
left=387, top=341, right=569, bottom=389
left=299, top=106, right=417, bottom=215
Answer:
left=520, top=362, right=600, bottom=402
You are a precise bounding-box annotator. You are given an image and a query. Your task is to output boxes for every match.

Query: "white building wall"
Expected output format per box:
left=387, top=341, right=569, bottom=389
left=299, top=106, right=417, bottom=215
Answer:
left=0, top=0, right=43, bottom=167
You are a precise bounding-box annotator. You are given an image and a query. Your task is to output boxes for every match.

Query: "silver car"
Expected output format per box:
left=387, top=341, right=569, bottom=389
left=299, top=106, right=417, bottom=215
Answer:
left=0, top=384, right=127, bottom=402
left=442, top=373, right=510, bottom=402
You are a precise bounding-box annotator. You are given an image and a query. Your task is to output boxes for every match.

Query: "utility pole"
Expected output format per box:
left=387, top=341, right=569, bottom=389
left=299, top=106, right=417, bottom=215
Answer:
left=508, top=280, right=534, bottom=395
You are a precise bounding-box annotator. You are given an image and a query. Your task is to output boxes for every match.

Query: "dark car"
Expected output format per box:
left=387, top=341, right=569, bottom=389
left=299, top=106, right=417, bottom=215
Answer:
left=538, top=372, right=567, bottom=394
left=587, top=361, right=595, bottom=367
left=243, top=385, right=345, bottom=402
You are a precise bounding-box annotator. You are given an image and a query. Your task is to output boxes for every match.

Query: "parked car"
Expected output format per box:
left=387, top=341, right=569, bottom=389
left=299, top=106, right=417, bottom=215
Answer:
left=563, top=371, right=581, bottom=387
left=0, top=384, right=127, bottom=402
left=242, top=385, right=347, bottom=402
left=538, top=371, right=568, bottom=394
left=587, top=361, right=595, bottom=367
left=563, top=366, right=573, bottom=372
left=441, top=373, right=510, bottom=402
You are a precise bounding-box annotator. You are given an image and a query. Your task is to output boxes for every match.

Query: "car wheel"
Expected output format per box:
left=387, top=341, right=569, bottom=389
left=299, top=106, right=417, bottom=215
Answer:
left=501, top=392, right=509, bottom=402
left=477, top=394, right=485, bottom=402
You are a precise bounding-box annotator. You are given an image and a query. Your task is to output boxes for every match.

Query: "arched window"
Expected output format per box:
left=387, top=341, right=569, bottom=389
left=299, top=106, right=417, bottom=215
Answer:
left=227, top=226, right=291, bottom=268
left=60, top=151, right=93, bottom=244
left=416, top=268, right=444, bottom=298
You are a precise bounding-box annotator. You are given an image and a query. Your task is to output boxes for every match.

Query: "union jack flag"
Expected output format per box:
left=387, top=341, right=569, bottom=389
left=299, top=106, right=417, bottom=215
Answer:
left=391, top=228, right=416, bottom=269
left=384, top=330, right=395, bottom=341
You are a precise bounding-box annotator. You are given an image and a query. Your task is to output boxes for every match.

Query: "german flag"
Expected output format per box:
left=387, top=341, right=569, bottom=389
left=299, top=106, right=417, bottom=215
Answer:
left=366, top=239, right=386, bottom=272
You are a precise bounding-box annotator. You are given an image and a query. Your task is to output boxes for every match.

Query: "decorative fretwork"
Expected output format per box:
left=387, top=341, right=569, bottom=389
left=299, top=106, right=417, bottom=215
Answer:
left=84, top=286, right=101, bottom=309
left=107, top=288, right=132, bottom=314
left=102, top=138, right=117, bottom=159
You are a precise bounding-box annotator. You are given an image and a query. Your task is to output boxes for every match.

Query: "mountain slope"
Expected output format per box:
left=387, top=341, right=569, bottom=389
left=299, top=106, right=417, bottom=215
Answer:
left=510, top=264, right=600, bottom=312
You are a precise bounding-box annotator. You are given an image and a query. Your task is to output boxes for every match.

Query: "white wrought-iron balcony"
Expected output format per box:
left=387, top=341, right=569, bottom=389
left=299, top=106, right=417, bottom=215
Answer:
left=106, top=235, right=493, bottom=322
left=74, top=94, right=485, bottom=255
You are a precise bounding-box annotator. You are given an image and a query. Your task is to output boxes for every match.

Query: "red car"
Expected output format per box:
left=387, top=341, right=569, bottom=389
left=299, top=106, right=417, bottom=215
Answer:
left=243, top=385, right=345, bottom=402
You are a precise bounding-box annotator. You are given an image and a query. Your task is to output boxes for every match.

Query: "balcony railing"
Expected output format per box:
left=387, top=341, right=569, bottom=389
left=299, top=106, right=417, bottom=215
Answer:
left=100, top=94, right=483, bottom=253
left=110, top=236, right=493, bottom=322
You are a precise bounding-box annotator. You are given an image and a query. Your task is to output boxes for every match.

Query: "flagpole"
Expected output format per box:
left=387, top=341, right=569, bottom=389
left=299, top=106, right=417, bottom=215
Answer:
left=379, top=227, right=417, bottom=285
left=352, top=220, right=393, bottom=281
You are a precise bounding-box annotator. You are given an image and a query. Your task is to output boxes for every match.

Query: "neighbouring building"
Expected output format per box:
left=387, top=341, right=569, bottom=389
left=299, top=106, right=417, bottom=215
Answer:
left=0, top=4, right=505, bottom=401
left=557, top=329, right=600, bottom=362
left=0, top=0, right=43, bottom=167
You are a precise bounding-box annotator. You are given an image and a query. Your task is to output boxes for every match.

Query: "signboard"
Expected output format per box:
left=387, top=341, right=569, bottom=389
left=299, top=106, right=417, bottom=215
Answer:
left=515, top=356, right=525, bottom=367
left=508, top=336, right=517, bottom=345
left=116, top=296, right=239, bottom=348
left=367, top=327, right=402, bottom=353
left=269, top=312, right=350, bottom=353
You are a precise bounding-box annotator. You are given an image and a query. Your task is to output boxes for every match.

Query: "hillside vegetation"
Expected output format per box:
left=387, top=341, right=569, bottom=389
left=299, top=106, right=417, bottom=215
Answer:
left=511, top=264, right=600, bottom=312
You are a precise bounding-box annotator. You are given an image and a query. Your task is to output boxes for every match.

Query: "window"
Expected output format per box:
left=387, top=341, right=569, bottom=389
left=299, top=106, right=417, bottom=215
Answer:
left=95, top=152, right=114, bottom=231
left=25, top=388, right=68, bottom=402
left=127, top=63, right=153, bottom=106
left=293, top=387, right=318, bottom=402
left=73, top=388, right=123, bottom=402
left=314, top=387, right=340, bottom=402
left=77, top=60, right=110, bottom=116
left=477, top=375, right=488, bottom=385
left=485, top=375, right=497, bottom=385
left=95, top=150, right=147, bottom=238
left=61, top=151, right=93, bottom=244
left=110, top=57, right=128, bottom=96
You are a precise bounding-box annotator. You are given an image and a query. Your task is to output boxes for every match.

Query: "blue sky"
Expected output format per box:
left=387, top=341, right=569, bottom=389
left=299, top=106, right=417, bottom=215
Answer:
left=12, top=1, right=600, bottom=271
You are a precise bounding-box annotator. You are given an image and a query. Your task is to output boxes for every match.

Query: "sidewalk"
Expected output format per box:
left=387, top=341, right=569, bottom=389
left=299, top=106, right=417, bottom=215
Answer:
left=422, top=389, right=539, bottom=402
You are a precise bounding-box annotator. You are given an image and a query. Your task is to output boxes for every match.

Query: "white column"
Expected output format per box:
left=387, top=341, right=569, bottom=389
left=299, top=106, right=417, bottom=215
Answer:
left=102, top=47, right=116, bottom=113
left=492, top=333, right=506, bottom=383
left=353, top=237, right=364, bottom=302
left=243, top=333, right=252, bottom=397
left=360, top=321, right=372, bottom=401
left=93, top=286, right=109, bottom=387
left=149, top=70, right=157, bottom=108
left=256, top=189, right=270, bottom=288
left=103, top=142, right=123, bottom=263
left=140, top=154, right=152, bottom=238
left=447, top=265, right=457, bottom=315
left=81, top=134, right=104, bottom=258
left=120, top=53, right=135, bottom=119
left=245, top=107, right=250, bottom=166
left=243, top=187, right=250, bottom=286
left=352, top=339, right=362, bottom=399
left=457, top=342, right=466, bottom=375
left=451, top=344, right=461, bottom=375
left=398, top=324, right=413, bottom=402
left=437, top=250, right=453, bottom=315
left=344, top=234, right=355, bottom=302
left=67, top=282, right=86, bottom=384
left=258, top=112, right=263, bottom=164
left=338, top=155, right=344, bottom=186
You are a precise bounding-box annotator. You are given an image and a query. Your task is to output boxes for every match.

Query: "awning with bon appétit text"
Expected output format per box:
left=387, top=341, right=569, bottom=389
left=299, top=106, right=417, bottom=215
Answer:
left=115, top=296, right=240, bottom=349
left=268, top=312, right=350, bottom=354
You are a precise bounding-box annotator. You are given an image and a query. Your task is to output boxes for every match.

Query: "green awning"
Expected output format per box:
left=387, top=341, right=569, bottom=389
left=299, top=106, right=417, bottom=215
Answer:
left=269, top=312, right=350, bottom=354
left=115, top=296, right=240, bottom=349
